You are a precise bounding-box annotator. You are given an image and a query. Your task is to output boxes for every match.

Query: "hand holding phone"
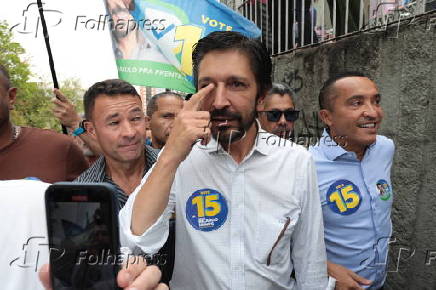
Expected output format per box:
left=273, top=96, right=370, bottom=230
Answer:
left=45, top=183, right=121, bottom=290
left=39, top=258, right=169, bottom=290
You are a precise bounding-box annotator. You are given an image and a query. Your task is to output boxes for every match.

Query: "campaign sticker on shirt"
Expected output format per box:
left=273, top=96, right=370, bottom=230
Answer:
left=326, top=179, right=362, bottom=215
left=376, top=179, right=392, bottom=201
left=185, top=188, right=228, bottom=232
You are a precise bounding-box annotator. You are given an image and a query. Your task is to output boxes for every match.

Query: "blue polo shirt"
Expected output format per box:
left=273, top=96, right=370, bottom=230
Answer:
left=309, top=130, right=394, bottom=289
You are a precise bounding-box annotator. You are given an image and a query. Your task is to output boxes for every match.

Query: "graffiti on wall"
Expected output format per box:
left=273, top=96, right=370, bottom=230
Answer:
left=281, top=68, right=304, bottom=93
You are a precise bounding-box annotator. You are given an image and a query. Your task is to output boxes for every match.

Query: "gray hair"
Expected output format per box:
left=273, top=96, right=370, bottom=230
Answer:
left=267, top=83, right=295, bottom=98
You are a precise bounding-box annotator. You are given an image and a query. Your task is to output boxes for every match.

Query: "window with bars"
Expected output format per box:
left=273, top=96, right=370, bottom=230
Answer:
left=238, top=0, right=320, bottom=54
left=238, top=0, right=432, bottom=55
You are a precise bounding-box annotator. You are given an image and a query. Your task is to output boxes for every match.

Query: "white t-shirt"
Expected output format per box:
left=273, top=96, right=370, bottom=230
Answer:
left=0, top=180, right=50, bottom=290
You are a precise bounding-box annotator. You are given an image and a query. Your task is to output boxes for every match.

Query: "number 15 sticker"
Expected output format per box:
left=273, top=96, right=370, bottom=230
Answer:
left=186, top=188, right=228, bottom=232
left=326, top=180, right=362, bottom=215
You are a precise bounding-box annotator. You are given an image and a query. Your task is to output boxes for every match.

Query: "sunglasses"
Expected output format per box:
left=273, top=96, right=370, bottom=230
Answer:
left=260, top=110, right=300, bottom=122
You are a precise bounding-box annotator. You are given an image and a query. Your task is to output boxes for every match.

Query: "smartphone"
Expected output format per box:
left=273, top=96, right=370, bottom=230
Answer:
left=45, top=182, right=121, bottom=290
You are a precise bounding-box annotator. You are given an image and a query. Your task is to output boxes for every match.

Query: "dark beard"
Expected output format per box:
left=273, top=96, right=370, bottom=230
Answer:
left=211, top=108, right=256, bottom=145
left=112, top=29, right=128, bottom=42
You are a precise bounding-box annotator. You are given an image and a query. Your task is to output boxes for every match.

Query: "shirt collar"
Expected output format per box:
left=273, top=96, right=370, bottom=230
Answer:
left=91, top=156, right=107, bottom=181
left=255, top=121, right=274, bottom=156
left=319, top=129, right=350, bottom=161
left=199, top=120, right=272, bottom=156
left=100, top=145, right=155, bottom=180
left=320, top=129, right=377, bottom=161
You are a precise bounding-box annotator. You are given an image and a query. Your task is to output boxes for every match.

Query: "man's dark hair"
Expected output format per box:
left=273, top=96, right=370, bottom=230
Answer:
left=266, top=83, right=295, bottom=102
left=0, top=64, right=11, bottom=90
left=192, top=31, right=272, bottom=98
left=84, top=79, right=140, bottom=120
left=146, top=91, right=184, bottom=117
left=318, top=71, right=367, bottom=111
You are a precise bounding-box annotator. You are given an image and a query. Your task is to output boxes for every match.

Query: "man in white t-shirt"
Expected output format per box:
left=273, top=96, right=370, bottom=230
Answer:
left=0, top=179, right=167, bottom=290
left=1, top=179, right=50, bottom=290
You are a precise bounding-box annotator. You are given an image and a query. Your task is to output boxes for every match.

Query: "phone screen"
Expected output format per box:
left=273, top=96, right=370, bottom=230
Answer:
left=46, top=185, right=120, bottom=290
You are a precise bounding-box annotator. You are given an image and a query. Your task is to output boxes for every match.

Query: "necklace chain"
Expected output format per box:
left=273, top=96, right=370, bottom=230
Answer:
left=11, top=125, right=21, bottom=141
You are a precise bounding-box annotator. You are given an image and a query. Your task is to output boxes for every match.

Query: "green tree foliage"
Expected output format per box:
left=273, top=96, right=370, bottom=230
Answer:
left=12, top=79, right=85, bottom=131
left=0, top=21, right=84, bottom=132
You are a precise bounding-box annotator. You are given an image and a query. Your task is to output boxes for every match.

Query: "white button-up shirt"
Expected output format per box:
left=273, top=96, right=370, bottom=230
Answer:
left=120, top=128, right=328, bottom=290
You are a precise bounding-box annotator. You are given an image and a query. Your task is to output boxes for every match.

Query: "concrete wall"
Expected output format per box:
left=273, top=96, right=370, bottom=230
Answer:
left=220, top=0, right=436, bottom=287
left=272, top=14, right=436, bottom=289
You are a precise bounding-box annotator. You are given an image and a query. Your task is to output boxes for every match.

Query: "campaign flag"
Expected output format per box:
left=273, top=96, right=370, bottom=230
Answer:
left=104, top=0, right=261, bottom=93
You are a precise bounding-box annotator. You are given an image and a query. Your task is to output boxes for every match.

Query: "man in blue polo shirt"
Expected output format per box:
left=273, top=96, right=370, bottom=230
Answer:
left=310, top=72, right=395, bottom=289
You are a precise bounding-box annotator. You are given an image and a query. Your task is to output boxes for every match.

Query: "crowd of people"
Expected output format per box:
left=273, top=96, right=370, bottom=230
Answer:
left=0, top=31, right=394, bottom=290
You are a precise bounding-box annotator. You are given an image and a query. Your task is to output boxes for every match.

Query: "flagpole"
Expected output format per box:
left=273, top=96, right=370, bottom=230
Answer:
left=36, top=0, right=68, bottom=134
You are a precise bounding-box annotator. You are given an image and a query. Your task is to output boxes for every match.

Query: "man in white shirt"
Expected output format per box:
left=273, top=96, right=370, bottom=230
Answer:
left=1, top=179, right=49, bottom=290
left=0, top=179, right=167, bottom=290
left=120, top=31, right=328, bottom=289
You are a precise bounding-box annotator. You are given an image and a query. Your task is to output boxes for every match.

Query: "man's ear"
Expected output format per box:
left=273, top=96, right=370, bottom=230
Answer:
left=85, top=121, right=97, bottom=138
left=256, top=96, right=265, bottom=111
left=319, top=109, right=333, bottom=127
left=8, top=88, right=17, bottom=110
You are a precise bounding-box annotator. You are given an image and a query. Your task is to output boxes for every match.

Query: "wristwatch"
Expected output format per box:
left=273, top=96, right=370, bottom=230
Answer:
left=72, top=120, right=87, bottom=137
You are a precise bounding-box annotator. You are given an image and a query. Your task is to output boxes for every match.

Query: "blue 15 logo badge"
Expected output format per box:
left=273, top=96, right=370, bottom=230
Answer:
left=327, top=180, right=362, bottom=215
left=186, top=188, right=228, bottom=231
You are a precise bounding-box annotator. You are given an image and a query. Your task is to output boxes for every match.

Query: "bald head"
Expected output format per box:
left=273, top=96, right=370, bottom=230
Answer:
left=146, top=92, right=184, bottom=149
left=0, top=64, right=17, bottom=132
left=146, top=92, right=184, bottom=117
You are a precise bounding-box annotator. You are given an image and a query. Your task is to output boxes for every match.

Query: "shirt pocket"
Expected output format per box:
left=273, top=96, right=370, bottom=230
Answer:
left=254, top=211, right=300, bottom=266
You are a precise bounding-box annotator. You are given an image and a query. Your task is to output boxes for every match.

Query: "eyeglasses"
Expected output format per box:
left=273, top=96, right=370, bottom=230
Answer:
left=260, top=110, right=300, bottom=122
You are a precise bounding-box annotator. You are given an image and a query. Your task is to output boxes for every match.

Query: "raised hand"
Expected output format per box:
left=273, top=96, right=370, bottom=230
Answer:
left=52, top=89, right=81, bottom=129
left=161, top=83, right=215, bottom=164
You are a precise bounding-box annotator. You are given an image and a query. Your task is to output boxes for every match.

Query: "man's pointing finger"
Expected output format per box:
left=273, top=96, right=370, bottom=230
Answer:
left=183, top=83, right=215, bottom=112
